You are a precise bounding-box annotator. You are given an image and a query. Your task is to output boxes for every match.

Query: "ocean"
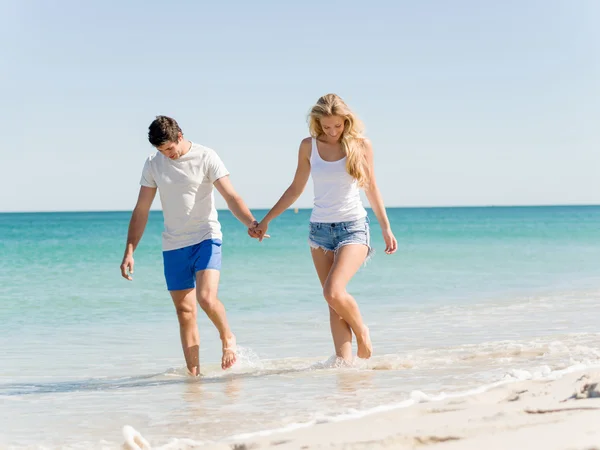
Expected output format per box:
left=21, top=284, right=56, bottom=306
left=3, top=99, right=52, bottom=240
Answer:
left=1, top=206, right=600, bottom=449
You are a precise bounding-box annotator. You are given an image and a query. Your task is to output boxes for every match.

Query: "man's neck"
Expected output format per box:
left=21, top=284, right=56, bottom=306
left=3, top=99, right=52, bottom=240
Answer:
left=180, top=139, right=193, bottom=157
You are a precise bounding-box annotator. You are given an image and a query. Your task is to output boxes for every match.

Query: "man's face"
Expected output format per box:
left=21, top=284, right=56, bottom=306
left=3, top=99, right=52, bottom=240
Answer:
left=156, top=133, right=185, bottom=159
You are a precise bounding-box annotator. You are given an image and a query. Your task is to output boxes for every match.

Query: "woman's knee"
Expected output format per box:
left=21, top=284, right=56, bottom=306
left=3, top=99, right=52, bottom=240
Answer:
left=323, top=284, right=346, bottom=307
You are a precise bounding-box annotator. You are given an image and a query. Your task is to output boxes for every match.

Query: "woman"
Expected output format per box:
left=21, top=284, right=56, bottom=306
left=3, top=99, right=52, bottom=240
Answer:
left=252, top=93, right=398, bottom=361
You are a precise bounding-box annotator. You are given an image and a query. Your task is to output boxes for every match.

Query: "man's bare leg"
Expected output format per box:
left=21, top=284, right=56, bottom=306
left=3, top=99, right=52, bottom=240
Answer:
left=169, top=288, right=201, bottom=376
left=195, top=269, right=237, bottom=370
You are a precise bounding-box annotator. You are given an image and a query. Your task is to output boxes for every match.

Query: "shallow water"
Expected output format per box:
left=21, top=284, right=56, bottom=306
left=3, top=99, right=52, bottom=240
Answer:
left=1, top=206, right=600, bottom=448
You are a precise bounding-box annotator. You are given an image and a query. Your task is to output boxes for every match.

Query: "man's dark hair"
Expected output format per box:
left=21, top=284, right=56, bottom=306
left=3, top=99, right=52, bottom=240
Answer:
left=148, top=116, right=183, bottom=146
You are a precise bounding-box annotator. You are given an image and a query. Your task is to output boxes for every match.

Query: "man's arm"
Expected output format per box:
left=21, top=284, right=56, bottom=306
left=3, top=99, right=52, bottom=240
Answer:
left=214, top=175, right=256, bottom=228
left=120, top=186, right=157, bottom=280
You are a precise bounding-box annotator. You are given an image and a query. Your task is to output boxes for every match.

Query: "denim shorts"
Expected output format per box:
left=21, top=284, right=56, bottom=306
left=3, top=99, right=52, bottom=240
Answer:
left=162, top=239, right=222, bottom=291
left=308, top=216, right=372, bottom=258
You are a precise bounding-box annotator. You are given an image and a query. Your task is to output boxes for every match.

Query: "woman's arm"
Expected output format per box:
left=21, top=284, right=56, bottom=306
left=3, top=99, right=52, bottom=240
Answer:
left=363, top=139, right=398, bottom=254
left=254, top=138, right=312, bottom=240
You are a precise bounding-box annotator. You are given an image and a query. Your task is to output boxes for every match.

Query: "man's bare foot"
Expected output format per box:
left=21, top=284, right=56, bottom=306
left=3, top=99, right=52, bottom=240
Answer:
left=221, top=334, right=237, bottom=370
left=356, top=326, right=372, bottom=359
left=186, top=366, right=200, bottom=377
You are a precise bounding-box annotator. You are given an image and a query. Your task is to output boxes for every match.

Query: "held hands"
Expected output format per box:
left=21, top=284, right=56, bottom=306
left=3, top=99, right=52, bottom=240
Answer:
left=382, top=228, right=398, bottom=255
left=248, top=220, right=270, bottom=242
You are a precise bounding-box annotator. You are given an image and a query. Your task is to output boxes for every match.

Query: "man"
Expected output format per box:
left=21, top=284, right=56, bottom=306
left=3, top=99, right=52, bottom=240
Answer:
left=120, top=116, right=258, bottom=375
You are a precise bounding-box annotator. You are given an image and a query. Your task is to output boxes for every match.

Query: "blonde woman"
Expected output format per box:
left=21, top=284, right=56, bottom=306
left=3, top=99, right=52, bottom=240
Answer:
left=252, top=94, right=398, bottom=361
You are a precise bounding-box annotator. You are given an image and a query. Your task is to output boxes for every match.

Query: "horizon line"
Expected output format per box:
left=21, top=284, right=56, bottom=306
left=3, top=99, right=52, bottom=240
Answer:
left=1, top=203, right=599, bottom=214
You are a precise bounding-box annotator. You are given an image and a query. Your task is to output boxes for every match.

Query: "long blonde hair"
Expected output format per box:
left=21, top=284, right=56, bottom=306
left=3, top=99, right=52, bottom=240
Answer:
left=308, top=93, right=369, bottom=187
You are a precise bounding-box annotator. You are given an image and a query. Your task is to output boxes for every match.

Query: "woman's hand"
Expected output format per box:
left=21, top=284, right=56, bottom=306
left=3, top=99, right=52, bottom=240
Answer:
left=249, top=220, right=270, bottom=242
left=254, top=221, right=270, bottom=242
left=382, top=228, right=398, bottom=254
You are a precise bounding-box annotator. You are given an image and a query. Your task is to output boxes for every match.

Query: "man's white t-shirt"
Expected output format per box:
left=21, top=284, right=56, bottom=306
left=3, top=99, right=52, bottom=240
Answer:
left=140, top=142, right=229, bottom=251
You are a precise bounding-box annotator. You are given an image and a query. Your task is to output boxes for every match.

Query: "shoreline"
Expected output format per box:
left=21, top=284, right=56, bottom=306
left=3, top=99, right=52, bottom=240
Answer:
left=125, top=367, right=600, bottom=450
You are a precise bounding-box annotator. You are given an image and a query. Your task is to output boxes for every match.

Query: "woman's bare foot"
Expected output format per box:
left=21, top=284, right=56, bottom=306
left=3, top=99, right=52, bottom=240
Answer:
left=221, top=334, right=237, bottom=370
left=356, top=326, right=372, bottom=359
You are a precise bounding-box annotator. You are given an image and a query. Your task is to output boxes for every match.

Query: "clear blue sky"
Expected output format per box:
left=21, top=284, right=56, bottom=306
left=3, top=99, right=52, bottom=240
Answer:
left=1, top=0, right=598, bottom=212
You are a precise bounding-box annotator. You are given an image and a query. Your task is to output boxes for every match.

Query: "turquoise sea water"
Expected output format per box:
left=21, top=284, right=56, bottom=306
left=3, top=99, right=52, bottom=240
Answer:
left=1, top=206, right=600, bottom=448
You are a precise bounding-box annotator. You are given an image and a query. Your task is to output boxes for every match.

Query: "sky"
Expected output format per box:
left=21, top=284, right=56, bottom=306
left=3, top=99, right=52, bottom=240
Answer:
left=1, top=0, right=598, bottom=212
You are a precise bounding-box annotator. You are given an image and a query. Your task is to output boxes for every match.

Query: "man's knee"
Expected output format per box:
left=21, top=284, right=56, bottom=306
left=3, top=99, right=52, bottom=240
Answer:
left=197, top=291, right=217, bottom=311
left=175, top=304, right=196, bottom=323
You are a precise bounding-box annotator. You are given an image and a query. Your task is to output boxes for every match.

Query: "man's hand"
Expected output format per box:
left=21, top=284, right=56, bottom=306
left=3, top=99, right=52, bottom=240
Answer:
left=248, top=220, right=270, bottom=241
left=247, top=220, right=261, bottom=239
left=120, top=254, right=135, bottom=280
left=120, top=186, right=156, bottom=281
left=253, top=220, right=270, bottom=242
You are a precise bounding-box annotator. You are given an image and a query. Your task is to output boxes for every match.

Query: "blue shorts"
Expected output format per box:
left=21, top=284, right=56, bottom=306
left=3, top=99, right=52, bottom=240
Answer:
left=162, top=239, right=222, bottom=291
left=308, top=216, right=373, bottom=259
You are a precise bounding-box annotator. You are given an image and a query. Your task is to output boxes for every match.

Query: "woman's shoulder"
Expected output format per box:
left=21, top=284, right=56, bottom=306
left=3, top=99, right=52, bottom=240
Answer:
left=356, top=137, right=372, bottom=151
left=299, top=136, right=313, bottom=153
left=300, top=136, right=313, bottom=146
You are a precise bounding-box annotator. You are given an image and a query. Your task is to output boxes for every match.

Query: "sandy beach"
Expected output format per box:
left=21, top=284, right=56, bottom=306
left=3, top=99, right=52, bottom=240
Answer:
left=125, top=368, right=600, bottom=450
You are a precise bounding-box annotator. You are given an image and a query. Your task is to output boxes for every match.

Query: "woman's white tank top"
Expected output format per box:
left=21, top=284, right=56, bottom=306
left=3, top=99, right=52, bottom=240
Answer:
left=309, top=138, right=367, bottom=223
